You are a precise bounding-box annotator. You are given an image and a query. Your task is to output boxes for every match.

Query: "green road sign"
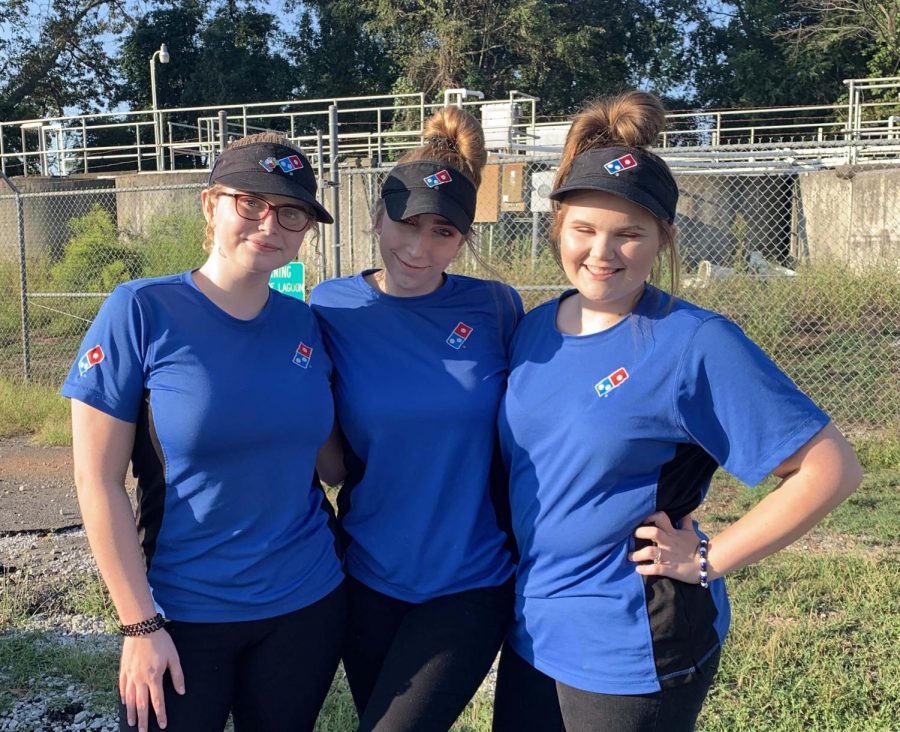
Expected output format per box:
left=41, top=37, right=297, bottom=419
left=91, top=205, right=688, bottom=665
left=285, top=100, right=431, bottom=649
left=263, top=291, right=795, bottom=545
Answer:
left=269, top=262, right=305, bottom=301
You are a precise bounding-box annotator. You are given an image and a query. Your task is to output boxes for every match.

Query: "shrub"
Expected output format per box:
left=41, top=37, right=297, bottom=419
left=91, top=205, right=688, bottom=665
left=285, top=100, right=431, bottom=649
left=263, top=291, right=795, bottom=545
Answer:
left=50, top=206, right=144, bottom=292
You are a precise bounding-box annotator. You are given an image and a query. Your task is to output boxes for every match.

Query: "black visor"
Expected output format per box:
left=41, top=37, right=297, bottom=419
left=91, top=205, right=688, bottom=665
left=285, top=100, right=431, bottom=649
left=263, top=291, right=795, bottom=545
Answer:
left=550, top=147, right=678, bottom=223
left=208, top=142, right=333, bottom=224
left=381, top=162, right=477, bottom=234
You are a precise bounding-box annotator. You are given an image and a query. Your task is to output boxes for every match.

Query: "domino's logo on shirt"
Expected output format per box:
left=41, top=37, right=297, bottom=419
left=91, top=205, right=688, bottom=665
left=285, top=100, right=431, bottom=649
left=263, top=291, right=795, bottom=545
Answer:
left=78, top=345, right=105, bottom=376
left=292, top=342, right=313, bottom=369
left=604, top=154, right=637, bottom=176
left=446, top=322, right=473, bottom=349
left=594, top=367, right=629, bottom=398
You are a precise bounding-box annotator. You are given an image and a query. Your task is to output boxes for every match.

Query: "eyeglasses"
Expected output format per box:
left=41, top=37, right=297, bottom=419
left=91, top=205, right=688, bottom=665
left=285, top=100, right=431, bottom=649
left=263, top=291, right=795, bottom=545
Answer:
left=221, top=193, right=313, bottom=232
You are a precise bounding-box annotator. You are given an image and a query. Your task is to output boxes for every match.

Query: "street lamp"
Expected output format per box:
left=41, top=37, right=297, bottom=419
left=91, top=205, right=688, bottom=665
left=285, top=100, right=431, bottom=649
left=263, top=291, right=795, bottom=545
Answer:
left=150, top=42, right=170, bottom=171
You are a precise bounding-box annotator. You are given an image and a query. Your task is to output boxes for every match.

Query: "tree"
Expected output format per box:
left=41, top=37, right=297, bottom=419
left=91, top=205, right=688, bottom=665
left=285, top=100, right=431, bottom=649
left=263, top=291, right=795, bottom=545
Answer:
left=783, top=1, right=900, bottom=78
left=182, top=0, right=295, bottom=106
left=0, top=0, right=132, bottom=120
left=357, top=0, right=698, bottom=115
left=283, top=0, right=397, bottom=99
left=687, top=1, right=869, bottom=108
left=117, top=0, right=207, bottom=111
left=118, top=0, right=294, bottom=110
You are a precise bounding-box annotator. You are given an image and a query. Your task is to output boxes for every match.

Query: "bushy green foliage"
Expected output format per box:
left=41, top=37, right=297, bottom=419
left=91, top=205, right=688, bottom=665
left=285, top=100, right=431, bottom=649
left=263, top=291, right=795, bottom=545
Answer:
left=50, top=205, right=144, bottom=292
left=46, top=204, right=206, bottom=291
left=138, top=212, right=207, bottom=278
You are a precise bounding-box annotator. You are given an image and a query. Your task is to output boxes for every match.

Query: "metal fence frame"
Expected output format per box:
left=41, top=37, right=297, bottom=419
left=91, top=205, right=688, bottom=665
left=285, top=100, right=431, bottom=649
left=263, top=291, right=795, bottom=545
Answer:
left=3, top=77, right=900, bottom=177
left=1, top=142, right=898, bottom=436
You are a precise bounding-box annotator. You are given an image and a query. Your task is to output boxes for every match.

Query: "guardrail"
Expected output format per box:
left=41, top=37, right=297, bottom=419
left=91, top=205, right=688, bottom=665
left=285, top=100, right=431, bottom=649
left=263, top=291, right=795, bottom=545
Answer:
left=1, top=77, right=898, bottom=176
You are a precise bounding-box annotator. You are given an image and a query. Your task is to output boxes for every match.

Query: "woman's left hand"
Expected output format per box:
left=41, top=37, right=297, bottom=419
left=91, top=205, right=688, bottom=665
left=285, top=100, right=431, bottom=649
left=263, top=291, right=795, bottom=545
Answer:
left=630, top=511, right=704, bottom=583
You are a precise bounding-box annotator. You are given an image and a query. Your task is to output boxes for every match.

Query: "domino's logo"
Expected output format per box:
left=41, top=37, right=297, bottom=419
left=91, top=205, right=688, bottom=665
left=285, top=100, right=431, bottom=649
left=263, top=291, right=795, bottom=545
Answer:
left=604, top=154, right=637, bottom=176
left=78, top=345, right=105, bottom=376
left=292, top=342, right=313, bottom=368
left=446, top=322, right=473, bottom=350
left=260, top=155, right=304, bottom=174
left=594, top=367, right=629, bottom=398
left=424, top=169, right=453, bottom=188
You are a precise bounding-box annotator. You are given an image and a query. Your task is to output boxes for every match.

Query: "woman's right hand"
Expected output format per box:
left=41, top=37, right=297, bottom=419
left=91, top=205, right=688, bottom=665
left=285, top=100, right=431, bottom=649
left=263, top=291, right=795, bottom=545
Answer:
left=120, top=629, right=185, bottom=732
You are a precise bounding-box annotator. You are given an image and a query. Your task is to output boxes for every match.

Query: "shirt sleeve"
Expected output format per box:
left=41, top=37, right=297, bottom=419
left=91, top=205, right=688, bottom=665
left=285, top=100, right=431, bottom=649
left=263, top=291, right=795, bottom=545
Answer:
left=673, top=315, right=831, bottom=487
left=60, top=284, right=150, bottom=423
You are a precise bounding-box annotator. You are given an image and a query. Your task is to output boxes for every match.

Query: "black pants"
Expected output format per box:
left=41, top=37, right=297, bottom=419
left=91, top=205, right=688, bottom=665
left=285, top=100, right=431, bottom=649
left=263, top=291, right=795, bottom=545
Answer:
left=343, top=575, right=514, bottom=732
left=119, top=582, right=346, bottom=732
left=492, top=643, right=720, bottom=732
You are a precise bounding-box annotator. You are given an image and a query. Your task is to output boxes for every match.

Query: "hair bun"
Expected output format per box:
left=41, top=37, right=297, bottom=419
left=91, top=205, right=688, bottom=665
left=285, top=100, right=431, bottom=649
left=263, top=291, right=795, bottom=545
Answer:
left=399, top=107, right=487, bottom=188
left=568, top=91, right=666, bottom=153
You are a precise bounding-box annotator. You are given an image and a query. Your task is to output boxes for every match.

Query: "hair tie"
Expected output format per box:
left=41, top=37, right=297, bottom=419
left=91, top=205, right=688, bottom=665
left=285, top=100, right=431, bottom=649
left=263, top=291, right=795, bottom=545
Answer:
left=426, top=136, right=460, bottom=154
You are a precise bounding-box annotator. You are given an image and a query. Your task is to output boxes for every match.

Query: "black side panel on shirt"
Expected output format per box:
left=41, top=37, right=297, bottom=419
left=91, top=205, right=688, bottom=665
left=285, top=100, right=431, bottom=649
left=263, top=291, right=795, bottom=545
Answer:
left=336, top=432, right=366, bottom=556
left=646, top=442, right=721, bottom=686
left=488, top=434, right=518, bottom=563
left=657, top=442, right=719, bottom=523
left=132, top=390, right=167, bottom=572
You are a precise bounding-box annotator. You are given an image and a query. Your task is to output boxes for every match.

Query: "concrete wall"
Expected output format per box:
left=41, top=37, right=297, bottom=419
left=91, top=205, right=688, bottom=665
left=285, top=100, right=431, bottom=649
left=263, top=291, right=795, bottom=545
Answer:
left=3, top=167, right=897, bottom=272
left=0, top=176, right=116, bottom=260
left=797, top=168, right=900, bottom=267
left=115, top=172, right=207, bottom=234
left=675, top=174, right=794, bottom=268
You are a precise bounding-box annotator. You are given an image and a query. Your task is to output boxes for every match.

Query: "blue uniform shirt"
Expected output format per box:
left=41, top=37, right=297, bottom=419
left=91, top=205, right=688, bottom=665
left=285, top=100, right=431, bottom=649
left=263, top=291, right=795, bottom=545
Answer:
left=311, top=272, right=523, bottom=602
left=61, top=271, right=344, bottom=622
left=499, top=286, right=830, bottom=694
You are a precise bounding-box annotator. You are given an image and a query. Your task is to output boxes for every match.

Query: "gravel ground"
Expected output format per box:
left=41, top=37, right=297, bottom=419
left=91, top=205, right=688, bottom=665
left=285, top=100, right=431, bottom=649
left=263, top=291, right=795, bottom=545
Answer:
left=0, top=437, right=500, bottom=731
left=1, top=529, right=120, bottom=732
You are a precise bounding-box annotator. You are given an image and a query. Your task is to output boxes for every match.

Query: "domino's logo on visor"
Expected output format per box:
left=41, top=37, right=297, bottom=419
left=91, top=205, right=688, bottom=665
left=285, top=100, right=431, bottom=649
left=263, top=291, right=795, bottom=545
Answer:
left=604, top=154, right=637, bottom=175
left=423, top=169, right=453, bottom=188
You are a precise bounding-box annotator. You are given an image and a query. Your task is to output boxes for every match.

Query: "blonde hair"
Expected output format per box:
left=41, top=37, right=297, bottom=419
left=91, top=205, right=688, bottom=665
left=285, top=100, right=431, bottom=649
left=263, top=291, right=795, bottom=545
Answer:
left=399, top=106, right=487, bottom=188
left=552, top=91, right=680, bottom=294
left=202, top=132, right=317, bottom=253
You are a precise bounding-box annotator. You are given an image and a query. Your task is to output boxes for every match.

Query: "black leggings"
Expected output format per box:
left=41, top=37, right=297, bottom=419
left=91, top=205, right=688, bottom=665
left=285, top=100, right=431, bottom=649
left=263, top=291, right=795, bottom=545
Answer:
left=492, top=643, right=720, bottom=732
left=119, top=582, right=346, bottom=732
left=343, top=575, right=514, bottom=732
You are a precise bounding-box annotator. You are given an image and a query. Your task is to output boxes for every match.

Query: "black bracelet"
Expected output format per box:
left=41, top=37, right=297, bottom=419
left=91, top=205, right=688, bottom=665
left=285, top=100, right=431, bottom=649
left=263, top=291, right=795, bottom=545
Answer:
left=119, top=613, right=167, bottom=637
left=698, top=539, right=709, bottom=589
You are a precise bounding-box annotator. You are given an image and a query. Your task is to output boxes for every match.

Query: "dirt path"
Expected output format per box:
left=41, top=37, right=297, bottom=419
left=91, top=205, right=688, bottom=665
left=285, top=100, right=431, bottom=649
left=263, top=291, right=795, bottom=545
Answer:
left=0, top=437, right=80, bottom=533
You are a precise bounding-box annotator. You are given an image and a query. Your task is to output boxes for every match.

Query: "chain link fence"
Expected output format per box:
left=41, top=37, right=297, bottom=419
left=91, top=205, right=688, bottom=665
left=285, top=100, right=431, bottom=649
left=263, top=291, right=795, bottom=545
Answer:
left=2, top=144, right=898, bottom=436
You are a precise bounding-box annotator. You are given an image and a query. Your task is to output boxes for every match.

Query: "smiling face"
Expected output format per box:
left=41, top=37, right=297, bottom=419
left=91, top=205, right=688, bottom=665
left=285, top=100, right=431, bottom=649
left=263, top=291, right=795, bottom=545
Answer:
left=201, top=186, right=313, bottom=279
left=373, top=209, right=465, bottom=297
left=557, top=190, right=664, bottom=317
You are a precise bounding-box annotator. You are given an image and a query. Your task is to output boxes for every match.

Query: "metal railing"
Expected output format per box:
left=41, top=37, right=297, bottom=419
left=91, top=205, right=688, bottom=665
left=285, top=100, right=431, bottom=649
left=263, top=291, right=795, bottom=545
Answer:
left=2, top=77, right=899, bottom=177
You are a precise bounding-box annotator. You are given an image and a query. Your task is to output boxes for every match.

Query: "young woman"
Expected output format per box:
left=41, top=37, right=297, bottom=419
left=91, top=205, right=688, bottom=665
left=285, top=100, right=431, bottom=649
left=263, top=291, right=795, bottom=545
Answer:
left=61, top=134, right=345, bottom=732
left=310, top=107, right=522, bottom=732
left=492, top=92, right=862, bottom=732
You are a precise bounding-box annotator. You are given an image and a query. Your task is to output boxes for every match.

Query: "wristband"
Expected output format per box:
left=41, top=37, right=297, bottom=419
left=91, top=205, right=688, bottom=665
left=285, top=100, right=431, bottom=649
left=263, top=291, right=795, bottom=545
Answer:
left=698, top=539, right=709, bottom=589
left=119, top=613, right=167, bottom=637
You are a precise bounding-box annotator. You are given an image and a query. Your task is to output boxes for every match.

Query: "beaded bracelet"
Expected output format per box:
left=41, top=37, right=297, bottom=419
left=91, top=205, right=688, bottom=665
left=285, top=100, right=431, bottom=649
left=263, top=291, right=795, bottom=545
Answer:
left=119, top=613, right=166, bottom=637
left=698, top=539, right=709, bottom=589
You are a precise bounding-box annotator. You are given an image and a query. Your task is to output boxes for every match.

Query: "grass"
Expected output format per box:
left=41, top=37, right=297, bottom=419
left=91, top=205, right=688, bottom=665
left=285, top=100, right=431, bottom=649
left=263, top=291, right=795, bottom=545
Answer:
left=0, top=633, right=119, bottom=717
left=1, top=465, right=897, bottom=730
left=0, top=377, right=70, bottom=445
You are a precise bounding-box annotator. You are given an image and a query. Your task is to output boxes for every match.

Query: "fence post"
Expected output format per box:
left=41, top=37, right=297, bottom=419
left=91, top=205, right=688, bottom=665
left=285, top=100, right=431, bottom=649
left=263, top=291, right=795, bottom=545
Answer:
left=376, top=108, right=383, bottom=166
left=1, top=171, right=31, bottom=382
left=329, top=105, right=341, bottom=278
left=168, top=121, right=176, bottom=169
left=316, top=130, right=328, bottom=282
left=531, top=210, right=541, bottom=267
left=81, top=118, right=89, bottom=173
